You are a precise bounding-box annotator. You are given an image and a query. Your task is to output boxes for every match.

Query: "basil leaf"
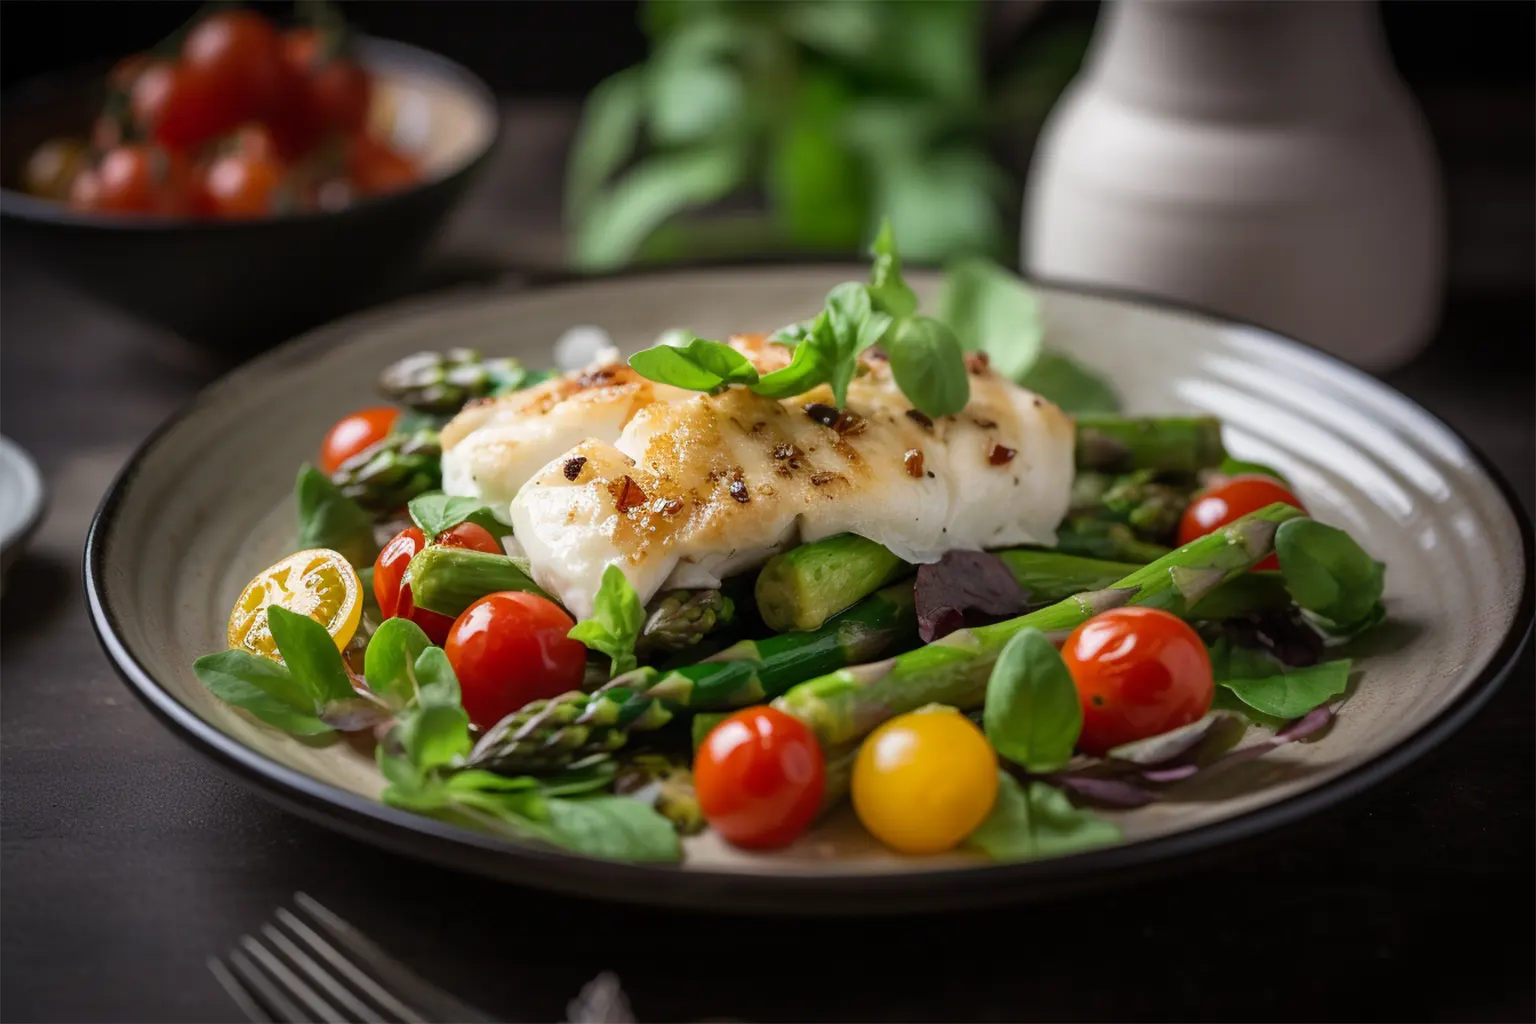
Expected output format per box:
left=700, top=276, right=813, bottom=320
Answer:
left=939, top=256, right=1043, bottom=383
left=295, top=463, right=377, bottom=568
left=1219, top=456, right=1291, bottom=486
left=1015, top=349, right=1121, bottom=415
left=193, top=650, right=332, bottom=735
left=885, top=315, right=970, bottom=418
left=982, top=628, right=1082, bottom=773
left=318, top=696, right=393, bottom=732
left=966, top=775, right=1121, bottom=862
left=867, top=218, right=918, bottom=318
left=266, top=605, right=355, bottom=703
left=568, top=565, right=646, bottom=676
left=542, top=795, right=683, bottom=862
left=752, top=319, right=832, bottom=399
left=397, top=703, right=471, bottom=772
left=1274, top=519, right=1386, bottom=631
left=363, top=617, right=433, bottom=707
left=413, top=647, right=462, bottom=708
left=1211, top=638, right=1351, bottom=720
left=769, top=319, right=816, bottom=346
left=443, top=770, right=541, bottom=794
left=565, top=66, right=644, bottom=222
left=407, top=493, right=509, bottom=541
left=534, top=760, right=620, bottom=797
left=628, top=335, right=760, bottom=393
left=821, top=282, right=890, bottom=407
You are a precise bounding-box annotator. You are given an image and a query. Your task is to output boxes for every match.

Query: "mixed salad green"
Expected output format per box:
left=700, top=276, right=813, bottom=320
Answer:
left=193, top=228, right=1387, bottom=864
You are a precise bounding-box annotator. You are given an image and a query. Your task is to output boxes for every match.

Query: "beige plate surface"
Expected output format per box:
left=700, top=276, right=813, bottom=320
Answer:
left=85, top=267, right=1533, bottom=913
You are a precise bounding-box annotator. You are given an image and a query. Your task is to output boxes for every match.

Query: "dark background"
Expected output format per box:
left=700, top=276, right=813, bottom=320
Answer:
left=3, top=0, right=1534, bottom=93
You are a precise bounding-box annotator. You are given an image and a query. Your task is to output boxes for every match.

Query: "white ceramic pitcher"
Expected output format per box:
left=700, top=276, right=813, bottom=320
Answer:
left=1023, top=0, right=1444, bottom=371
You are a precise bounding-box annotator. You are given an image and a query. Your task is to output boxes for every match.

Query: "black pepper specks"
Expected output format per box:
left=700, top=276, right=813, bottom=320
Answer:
left=562, top=456, right=587, bottom=481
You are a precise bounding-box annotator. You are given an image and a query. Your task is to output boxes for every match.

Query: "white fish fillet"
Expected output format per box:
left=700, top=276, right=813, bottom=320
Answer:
left=442, top=335, right=1076, bottom=620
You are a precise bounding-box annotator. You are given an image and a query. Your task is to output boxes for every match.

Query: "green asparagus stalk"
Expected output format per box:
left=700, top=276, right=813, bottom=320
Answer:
left=613, top=753, right=705, bottom=835
left=466, top=582, right=919, bottom=772
left=377, top=349, right=541, bottom=415
left=330, top=427, right=442, bottom=516
left=1097, top=470, right=1195, bottom=540
left=1075, top=415, right=1226, bottom=475
left=1052, top=515, right=1173, bottom=563
left=772, top=502, right=1306, bottom=758
left=407, top=546, right=554, bottom=616
left=755, top=534, right=910, bottom=632
left=635, top=589, right=737, bottom=656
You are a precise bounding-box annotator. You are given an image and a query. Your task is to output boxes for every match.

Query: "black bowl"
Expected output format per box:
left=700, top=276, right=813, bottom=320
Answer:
left=0, top=38, right=499, bottom=353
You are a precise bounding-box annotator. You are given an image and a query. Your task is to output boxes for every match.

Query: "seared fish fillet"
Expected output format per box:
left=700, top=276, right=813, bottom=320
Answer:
left=443, top=335, right=1075, bottom=619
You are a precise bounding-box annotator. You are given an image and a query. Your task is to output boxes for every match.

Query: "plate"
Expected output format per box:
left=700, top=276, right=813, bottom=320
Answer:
left=84, top=267, right=1533, bottom=913
left=0, top=435, right=46, bottom=586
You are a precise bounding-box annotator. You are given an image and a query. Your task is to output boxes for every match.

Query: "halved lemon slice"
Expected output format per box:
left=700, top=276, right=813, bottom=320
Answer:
left=228, top=548, right=362, bottom=661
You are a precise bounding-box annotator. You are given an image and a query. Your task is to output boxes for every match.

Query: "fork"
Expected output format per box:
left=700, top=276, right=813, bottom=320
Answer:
left=208, top=892, right=637, bottom=1024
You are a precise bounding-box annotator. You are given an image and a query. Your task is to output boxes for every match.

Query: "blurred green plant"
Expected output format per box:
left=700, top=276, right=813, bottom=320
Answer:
left=565, top=0, right=1090, bottom=270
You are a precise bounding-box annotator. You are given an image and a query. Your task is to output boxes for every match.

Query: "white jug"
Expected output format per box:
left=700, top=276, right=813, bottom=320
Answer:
left=1023, top=0, right=1444, bottom=371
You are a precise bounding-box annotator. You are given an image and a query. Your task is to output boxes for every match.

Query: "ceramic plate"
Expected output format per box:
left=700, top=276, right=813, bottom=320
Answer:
left=85, top=267, right=1533, bottom=913
left=0, top=435, right=46, bottom=586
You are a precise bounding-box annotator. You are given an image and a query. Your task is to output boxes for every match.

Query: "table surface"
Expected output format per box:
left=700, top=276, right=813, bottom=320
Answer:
left=3, top=97, right=1533, bottom=1023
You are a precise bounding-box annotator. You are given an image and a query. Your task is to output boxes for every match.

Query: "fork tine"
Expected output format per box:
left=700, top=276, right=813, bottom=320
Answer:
left=241, top=934, right=346, bottom=1023
left=274, top=908, right=428, bottom=1024
left=229, top=947, right=310, bottom=1024
left=261, top=923, right=385, bottom=1024
left=209, top=955, right=276, bottom=1024
left=291, top=893, right=496, bottom=1023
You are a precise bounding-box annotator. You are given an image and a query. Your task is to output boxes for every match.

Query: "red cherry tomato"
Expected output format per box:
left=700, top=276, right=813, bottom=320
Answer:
left=202, top=150, right=284, bottom=218
left=319, top=407, right=398, bottom=474
left=435, top=521, right=503, bottom=554
left=348, top=135, right=418, bottom=196
left=181, top=10, right=286, bottom=128
left=1062, top=607, right=1215, bottom=756
left=371, top=526, right=455, bottom=645
left=132, top=61, right=226, bottom=152
left=694, top=706, right=826, bottom=850
left=444, top=592, right=587, bottom=731
left=1178, top=475, right=1306, bottom=571
left=70, top=144, right=194, bottom=215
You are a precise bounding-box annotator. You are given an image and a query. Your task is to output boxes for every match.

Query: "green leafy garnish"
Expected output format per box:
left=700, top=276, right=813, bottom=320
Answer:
left=822, top=281, right=893, bottom=407
left=884, top=315, right=969, bottom=417
left=264, top=606, right=355, bottom=703
left=1015, top=350, right=1122, bottom=415
left=1219, top=456, right=1291, bottom=486
left=966, top=774, right=1120, bottom=862
left=295, top=463, right=377, bottom=568
left=192, top=649, right=335, bottom=736
left=1274, top=518, right=1386, bottom=633
left=866, top=218, right=918, bottom=318
left=752, top=317, right=832, bottom=399
left=407, top=493, right=511, bottom=542
left=362, top=617, right=433, bottom=708
left=938, top=256, right=1043, bottom=383
left=982, top=628, right=1082, bottom=773
left=194, top=605, right=369, bottom=737
left=1210, top=639, right=1352, bottom=721
left=628, top=334, right=761, bottom=393
left=568, top=565, right=646, bottom=676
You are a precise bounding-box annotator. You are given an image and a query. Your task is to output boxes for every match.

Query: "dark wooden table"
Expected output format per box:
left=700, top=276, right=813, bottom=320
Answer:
left=3, top=100, right=1532, bottom=1023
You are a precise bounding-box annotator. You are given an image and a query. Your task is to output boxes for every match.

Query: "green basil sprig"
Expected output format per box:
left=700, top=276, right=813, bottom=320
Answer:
left=568, top=565, right=646, bottom=677
left=982, top=627, right=1082, bottom=774
left=1274, top=518, right=1386, bottom=634
left=295, top=464, right=377, bottom=568
left=193, top=605, right=383, bottom=737
left=1210, top=639, right=1352, bottom=722
left=406, top=492, right=512, bottom=542
left=966, top=774, right=1121, bottom=862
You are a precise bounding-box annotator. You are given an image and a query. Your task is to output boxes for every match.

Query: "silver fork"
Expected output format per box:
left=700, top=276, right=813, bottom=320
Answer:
left=209, top=892, right=636, bottom=1024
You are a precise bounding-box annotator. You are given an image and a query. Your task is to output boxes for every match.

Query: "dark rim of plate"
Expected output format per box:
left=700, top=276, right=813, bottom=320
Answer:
left=0, top=37, right=500, bottom=231
left=82, top=265, right=1536, bottom=915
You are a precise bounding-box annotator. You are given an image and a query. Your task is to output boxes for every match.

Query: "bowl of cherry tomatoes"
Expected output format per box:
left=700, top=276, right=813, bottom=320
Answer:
left=0, top=4, right=498, bottom=352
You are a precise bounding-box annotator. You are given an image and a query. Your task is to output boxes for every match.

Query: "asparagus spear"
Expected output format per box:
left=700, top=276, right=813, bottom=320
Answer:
left=467, top=582, right=919, bottom=772
left=377, top=349, right=541, bottom=415
left=755, top=534, right=909, bottom=632
left=330, top=427, right=442, bottom=516
left=1075, top=415, right=1226, bottom=475
left=407, top=546, right=554, bottom=615
left=635, top=589, right=737, bottom=656
left=772, top=502, right=1305, bottom=759
left=1052, top=515, right=1172, bottom=563
left=613, top=753, right=705, bottom=835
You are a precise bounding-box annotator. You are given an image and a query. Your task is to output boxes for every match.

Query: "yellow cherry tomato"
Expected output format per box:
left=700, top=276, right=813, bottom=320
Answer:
left=852, top=707, right=999, bottom=855
left=227, top=548, right=361, bottom=661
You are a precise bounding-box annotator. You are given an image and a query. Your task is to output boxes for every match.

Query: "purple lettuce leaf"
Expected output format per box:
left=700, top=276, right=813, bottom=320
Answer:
left=915, top=550, right=1031, bottom=642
